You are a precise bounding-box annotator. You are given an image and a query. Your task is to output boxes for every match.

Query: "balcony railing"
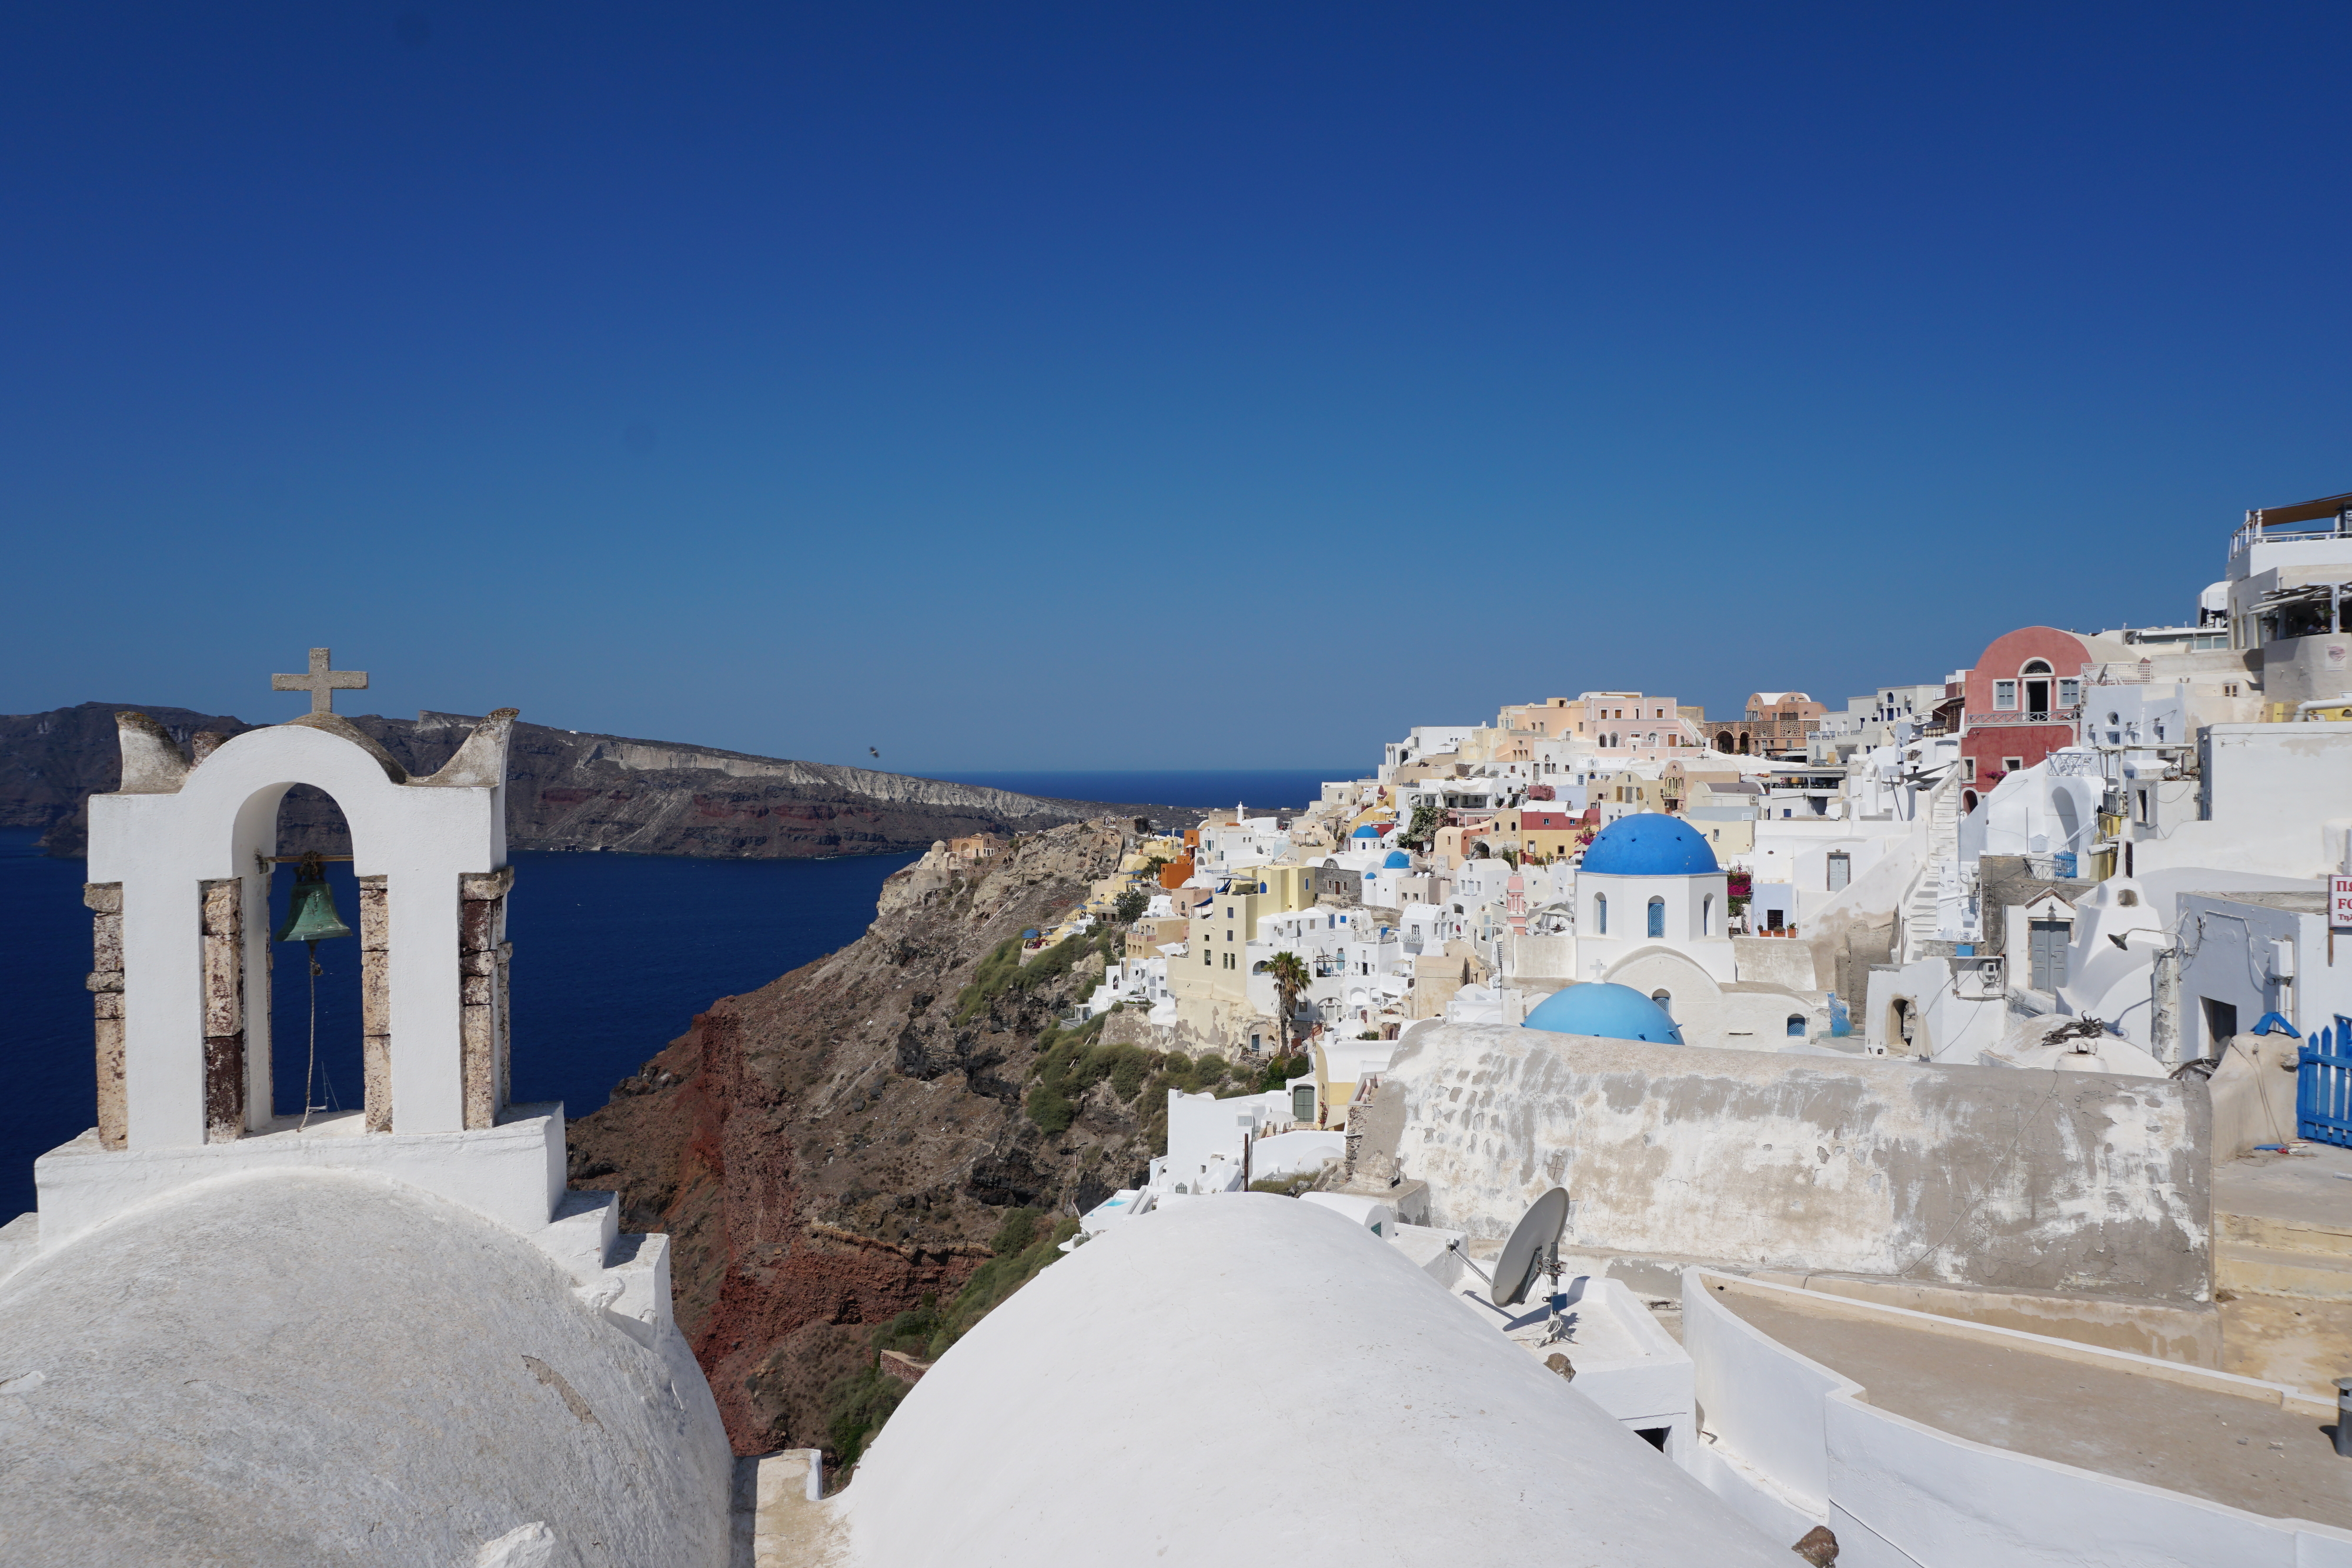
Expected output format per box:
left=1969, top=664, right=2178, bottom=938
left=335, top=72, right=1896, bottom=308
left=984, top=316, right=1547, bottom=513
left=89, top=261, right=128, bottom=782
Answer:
left=1965, top=707, right=2080, bottom=728
left=2232, top=520, right=2351, bottom=557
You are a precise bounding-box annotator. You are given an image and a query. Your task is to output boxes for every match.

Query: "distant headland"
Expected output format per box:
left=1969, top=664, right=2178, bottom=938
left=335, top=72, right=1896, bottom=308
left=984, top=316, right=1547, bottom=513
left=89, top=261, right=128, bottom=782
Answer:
left=0, top=702, right=1205, bottom=860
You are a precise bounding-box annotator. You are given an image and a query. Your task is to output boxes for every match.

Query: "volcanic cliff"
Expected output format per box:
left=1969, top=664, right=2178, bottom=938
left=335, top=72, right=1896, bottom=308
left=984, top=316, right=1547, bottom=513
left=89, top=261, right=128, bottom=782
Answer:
left=2, top=703, right=1180, bottom=858
left=565, top=821, right=1275, bottom=1457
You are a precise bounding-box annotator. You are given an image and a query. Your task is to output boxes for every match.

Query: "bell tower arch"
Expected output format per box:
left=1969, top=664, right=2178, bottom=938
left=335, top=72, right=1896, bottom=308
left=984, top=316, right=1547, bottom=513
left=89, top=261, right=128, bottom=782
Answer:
left=83, top=676, right=516, bottom=1150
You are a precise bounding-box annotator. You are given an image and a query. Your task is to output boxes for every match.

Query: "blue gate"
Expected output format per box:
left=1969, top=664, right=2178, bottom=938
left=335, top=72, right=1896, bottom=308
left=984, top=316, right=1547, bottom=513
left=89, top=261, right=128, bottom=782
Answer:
left=2298, top=1015, right=2352, bottom=1148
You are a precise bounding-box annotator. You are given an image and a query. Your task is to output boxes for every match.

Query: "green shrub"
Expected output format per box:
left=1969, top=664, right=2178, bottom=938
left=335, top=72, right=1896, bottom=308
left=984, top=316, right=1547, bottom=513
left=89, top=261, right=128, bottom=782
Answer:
left=1257, top=1054, right=1309, bottom=1093
left=1110, top=1050, right=1147, bottom=1101
left=869, top=1295, right=944, bottom=1359
left=823, top=1363, right=907, bottom=1469
left=925, top=1215, right=1083, bottom=1359
left=1114, top=887, right=1150, bottom=922
left=1025, top=1081, right=1074, bottom=1134
left=953, top=932, right=1101, bottom=1023
left=989, top=1208, right=1041, bottom=1255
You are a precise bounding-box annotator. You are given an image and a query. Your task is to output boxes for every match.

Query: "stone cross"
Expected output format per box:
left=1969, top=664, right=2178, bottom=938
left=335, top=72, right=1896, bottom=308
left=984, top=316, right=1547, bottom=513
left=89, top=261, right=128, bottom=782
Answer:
left=271, top=648, right=368, bottom=715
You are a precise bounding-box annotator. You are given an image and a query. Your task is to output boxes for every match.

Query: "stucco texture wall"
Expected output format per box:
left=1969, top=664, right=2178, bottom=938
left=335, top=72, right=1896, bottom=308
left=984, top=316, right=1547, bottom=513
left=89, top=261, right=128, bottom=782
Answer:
left=1365, top=1023, right=2210, bottom=1302
left=0, top=1168, right=734, bottom=1567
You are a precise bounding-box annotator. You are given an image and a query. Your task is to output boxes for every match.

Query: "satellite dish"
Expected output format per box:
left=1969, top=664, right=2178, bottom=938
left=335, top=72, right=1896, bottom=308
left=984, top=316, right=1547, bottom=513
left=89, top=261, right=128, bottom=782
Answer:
left=1489, top=1186, right=1571, bottom=1309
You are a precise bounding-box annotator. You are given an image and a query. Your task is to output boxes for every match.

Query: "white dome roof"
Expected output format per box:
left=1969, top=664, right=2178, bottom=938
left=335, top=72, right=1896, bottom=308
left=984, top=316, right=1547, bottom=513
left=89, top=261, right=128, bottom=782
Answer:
left=836, top=1195, right=1790, bottom=1566
left=0, top=1169, right=732, bottom=1565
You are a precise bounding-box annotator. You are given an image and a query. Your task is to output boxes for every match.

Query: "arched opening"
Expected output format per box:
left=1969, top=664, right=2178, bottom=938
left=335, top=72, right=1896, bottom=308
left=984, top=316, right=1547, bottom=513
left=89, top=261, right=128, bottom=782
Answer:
left=268, top=788, right=366, bottom=1126
left=1737, top=733, right=1752, bottom=755
left=2019, top=657, right=2053, bottom=718
left=1701, top=894, right=1714, bottom=936
left=1715, top=732, right=1735, bottom=753
left=1651, top=989, right=1673, bottom=1019
left=1962, top=789, right=1979, bottom=813
left=1646, top=896, right=1665, bottom=938
left=1785, top=1014, right=1806, bottom=1037
left=1593, top=892, right=1608, bottom=935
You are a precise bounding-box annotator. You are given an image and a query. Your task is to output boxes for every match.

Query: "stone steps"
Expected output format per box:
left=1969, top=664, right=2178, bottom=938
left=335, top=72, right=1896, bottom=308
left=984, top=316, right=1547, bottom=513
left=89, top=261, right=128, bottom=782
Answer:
left=2215, top=1238, right=2352, bottom=1302
left=2216, top=1208, right=2352, bottom=1261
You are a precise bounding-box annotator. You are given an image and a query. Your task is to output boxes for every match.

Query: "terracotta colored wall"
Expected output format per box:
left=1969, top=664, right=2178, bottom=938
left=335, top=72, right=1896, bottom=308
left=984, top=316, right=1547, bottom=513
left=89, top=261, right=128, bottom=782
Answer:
left=1962, top=626, right=2091, bottom=783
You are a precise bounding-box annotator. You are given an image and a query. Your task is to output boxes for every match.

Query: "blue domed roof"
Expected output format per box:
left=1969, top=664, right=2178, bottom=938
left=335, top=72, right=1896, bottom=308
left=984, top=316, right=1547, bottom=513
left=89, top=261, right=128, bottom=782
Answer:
left=1381, top=850, right=1411, bottom=868
left=1351, top=823, right=1384, bottom=839
left=1580, top=813, right=1718, bottom=876
left=1522, top=982, right=1685, bottom=1044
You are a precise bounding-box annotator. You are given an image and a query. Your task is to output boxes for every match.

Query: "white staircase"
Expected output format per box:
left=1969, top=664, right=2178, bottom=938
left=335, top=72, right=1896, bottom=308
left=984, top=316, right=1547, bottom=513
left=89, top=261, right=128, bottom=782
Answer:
left=1898, top=769, right=1962, bottom=963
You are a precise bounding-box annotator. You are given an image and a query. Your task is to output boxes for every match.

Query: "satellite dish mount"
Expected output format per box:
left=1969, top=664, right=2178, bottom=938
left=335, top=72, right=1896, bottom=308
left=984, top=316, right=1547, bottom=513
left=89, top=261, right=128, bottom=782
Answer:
left=1451, top=1186, right=1575, bottom=1343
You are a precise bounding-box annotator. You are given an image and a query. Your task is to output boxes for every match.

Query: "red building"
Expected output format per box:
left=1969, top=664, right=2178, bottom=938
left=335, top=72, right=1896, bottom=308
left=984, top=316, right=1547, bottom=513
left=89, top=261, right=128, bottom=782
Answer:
left=1958, top=626, right=2097, bottom=798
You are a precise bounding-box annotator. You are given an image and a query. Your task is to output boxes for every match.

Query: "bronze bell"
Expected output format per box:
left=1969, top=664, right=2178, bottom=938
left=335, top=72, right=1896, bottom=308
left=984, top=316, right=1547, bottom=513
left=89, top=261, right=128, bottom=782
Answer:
left=273, top=852, right=353, bottom=944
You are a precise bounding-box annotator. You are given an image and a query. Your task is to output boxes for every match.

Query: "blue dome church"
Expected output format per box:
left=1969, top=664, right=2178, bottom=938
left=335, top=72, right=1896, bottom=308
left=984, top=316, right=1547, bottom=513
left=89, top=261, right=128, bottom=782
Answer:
left=1522, top=982, right=1685, bottom=1044
left=1574, top=813, right=1736, bottom=984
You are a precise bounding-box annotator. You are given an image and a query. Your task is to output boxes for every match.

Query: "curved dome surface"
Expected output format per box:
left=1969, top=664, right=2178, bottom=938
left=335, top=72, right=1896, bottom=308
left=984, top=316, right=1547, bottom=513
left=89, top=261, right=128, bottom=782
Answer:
left=1350, top=823, right=1385, bottom=839
left=1381, top=850, right=1412, bottom=868
left=0, top=1169, right=733, bottom=1566
left=839, top=1196, right=1788, bottom=1566
left=1580, top=813, right=1718, bottom=876
left=1523, top=982, right=1686, bottom=1044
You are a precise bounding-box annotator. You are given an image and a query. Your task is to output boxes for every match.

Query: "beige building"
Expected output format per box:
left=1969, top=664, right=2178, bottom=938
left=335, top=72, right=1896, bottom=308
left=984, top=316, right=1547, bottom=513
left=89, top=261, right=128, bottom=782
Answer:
left=1163, top=871, right=1318, bottom=1051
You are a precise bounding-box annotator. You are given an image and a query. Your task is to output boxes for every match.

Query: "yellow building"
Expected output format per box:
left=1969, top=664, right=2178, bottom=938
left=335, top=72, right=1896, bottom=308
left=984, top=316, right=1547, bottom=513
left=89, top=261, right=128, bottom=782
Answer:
left=1164, top=869, right=1318, bottom=1043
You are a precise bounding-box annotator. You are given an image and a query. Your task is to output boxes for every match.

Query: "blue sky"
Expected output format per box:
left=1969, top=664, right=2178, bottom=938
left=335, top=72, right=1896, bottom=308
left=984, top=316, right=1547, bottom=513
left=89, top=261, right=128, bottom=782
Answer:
left=4, top=5, right=2348, bottom=770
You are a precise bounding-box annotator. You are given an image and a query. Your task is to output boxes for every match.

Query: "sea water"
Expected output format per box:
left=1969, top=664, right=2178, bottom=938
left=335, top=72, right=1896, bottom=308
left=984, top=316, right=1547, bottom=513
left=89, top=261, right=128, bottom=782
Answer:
left=0, top=828, right=917, bottom=1221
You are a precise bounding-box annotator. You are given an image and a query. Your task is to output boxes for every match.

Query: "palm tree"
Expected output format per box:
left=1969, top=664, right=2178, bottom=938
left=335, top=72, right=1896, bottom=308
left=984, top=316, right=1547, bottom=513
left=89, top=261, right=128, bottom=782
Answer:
left=1264, top=950, right=1311, bottom=1061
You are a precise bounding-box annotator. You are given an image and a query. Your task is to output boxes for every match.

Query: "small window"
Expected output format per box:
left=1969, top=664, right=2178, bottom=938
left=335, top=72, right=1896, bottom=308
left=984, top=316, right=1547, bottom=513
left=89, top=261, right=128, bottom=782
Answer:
left=2057, top=677, right=2081, bottom=707
left=1826, top=851, right=1850, bottom=892
left=2002, top=757, right=2023, bottom=774
left=1646, top=897, right=1665, bottom=938
left=1702, top=895, right=1714, bottom=935
left=1993, top=680, right=2018, bottom=710
left=1786, top=1015, right=1806, bottom=1037
left=2020, top=658, right=2052, bottom=676
left=1595, top=893, right=1608, bottom=935
left=1963, top=757, right=1977, bottom=781
left=1765, top=908, right=1784, bottom=931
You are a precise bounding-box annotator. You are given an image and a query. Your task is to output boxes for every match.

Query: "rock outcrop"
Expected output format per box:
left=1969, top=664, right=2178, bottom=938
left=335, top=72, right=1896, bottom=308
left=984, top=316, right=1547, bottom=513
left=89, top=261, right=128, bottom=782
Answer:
left=3, top=703, right=1187, bottom=858
left=565, top=823, right=1178, bottom=1456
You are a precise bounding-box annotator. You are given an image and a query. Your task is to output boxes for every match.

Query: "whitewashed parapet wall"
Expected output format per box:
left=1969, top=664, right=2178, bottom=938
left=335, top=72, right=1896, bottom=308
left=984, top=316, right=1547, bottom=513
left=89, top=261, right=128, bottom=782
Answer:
left=84, top=707, right=517, bottom=1147
left=1360, top=1022, right=2210, bottom=1302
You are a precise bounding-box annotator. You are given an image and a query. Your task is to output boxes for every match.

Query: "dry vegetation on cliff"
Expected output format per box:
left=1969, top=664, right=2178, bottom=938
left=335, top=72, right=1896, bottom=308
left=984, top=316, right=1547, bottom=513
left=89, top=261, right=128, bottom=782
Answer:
left=565, top=821, right=1272, bottom=1459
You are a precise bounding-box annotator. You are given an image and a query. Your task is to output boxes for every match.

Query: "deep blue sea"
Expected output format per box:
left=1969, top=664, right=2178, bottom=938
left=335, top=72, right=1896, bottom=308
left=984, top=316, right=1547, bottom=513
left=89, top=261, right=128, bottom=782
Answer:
left=936, top=768, right=1351, bottom=812
left=0, top=828, right=917, bottom=1221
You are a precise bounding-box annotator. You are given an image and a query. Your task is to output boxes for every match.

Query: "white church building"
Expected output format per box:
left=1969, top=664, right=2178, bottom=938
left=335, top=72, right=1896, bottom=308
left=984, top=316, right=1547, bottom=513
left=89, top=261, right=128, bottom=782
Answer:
left=0, top=656, right=736, bottom=1564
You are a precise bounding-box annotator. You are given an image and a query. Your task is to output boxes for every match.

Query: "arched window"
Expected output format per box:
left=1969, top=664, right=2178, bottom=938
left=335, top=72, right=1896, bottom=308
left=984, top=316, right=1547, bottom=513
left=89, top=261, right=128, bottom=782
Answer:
left=1646, top=897, right=1665, bottom=938
left=1702, top=894, right=1714, bottom=936
left=1786, top=1014, right=1807, bottom=1037
left=1594, top=892, right=1608, bottom=935
left=2019, top=658, right=2052, bottom=676
left=1651, top=989, right=1673, bottom=1019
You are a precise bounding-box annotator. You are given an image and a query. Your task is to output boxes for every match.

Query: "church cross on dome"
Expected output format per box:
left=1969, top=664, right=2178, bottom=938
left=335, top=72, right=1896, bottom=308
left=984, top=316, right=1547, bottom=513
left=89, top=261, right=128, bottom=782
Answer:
left=270, top=647, right=368, bottom=714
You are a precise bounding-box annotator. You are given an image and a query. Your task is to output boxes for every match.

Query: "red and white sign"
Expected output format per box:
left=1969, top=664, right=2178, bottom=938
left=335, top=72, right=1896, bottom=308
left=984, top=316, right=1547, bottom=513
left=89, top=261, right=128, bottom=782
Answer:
left=2333, top=875, right=2352, bottom=931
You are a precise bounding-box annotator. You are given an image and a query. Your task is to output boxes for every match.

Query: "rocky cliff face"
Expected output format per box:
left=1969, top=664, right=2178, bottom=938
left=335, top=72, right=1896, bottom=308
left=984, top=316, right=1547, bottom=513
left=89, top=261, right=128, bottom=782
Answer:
left=566, top=821, right=1173, bottom=1456
left=4, top=703, right=1182, bottom=858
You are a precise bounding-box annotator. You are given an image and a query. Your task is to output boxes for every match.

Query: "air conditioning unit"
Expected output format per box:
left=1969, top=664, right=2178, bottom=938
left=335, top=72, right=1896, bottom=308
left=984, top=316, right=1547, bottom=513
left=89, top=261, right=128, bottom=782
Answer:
left=1953, top=955, right=2006, bottom=999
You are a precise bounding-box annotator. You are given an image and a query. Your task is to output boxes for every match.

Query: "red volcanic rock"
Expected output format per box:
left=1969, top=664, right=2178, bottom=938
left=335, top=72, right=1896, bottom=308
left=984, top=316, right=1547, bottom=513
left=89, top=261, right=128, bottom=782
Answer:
left=567, top=821, right=1165, bottom=1455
